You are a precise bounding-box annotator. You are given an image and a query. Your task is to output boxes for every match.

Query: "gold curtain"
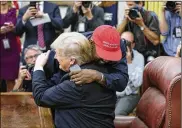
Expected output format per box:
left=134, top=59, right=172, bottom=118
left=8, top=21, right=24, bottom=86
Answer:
left=144, top=1, right=163, bottom=19
left=144, top=1, right=164, bottom=42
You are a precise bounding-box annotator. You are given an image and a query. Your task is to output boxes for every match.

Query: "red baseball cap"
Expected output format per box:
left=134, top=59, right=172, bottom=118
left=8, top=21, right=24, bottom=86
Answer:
left=92, top=25, right=122, bottom=61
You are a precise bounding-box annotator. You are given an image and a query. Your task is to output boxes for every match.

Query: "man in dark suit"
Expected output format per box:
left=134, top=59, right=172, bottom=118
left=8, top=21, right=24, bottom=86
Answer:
left=15, top=1, right=63, bottom=52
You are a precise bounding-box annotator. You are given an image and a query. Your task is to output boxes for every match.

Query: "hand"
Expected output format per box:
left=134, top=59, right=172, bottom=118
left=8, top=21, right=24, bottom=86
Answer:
left=0, top=26, right=9, bottom=34
left=175, top=2, right=182, bottom=16
left=124, top=8, right=130, bottom=21
left=6, top=22, right=15, bottom=31
left=22, top=7, right=37, bottom=21
left=35, top=11, right=44, bottom=18
left=19, top=68, right=28, bottom=79
left=73, top=1, right=82, bottom=13
left=19, top=67, right=31, bottom=80
left=126, top=46, right=132, bottom=64
left=176, top=44, right=181, bottom=57
left=35, top=50, right=50, bottom=67
left=69, top=69, right=99, bottom=85
left=82, top=6, right=93, bottom=20
left=132, top=12, right=145, bottom=27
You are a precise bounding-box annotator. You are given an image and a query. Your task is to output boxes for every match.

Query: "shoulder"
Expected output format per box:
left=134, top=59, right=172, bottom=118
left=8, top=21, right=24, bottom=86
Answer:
left=81, top=63, right=108, bottom=74
left=164, top=10, right=172, bottom=17
left=19, top=5, right=29, bottom=13
left=93, top=5, right=104, bottom=12
left=57, top=80, right=82, bottom=93
left=134, top=50, right=144, bottom=59
left=147, top=10, right=158, bottom=20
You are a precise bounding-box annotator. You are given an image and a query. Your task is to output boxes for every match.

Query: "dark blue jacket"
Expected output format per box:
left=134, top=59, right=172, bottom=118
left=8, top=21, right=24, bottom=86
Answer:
left=83, top=32, right=128, bottom=92
left=15, top=1, right=63, bottom=51
left=33, top=63, right=116, bottom=128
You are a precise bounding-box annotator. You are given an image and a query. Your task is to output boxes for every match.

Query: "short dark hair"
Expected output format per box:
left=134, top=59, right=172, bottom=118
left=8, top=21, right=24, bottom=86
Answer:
left=134, top=1, right=145, bottom=6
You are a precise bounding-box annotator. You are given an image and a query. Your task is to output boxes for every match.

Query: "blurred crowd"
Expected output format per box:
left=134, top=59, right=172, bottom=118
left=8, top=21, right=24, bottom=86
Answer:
left=0, top=1, right=181, bottom=123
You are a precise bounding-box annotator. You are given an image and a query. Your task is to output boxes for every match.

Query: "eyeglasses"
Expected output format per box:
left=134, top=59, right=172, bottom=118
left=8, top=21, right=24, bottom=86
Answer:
left=25, top=54, right=40, bottom=60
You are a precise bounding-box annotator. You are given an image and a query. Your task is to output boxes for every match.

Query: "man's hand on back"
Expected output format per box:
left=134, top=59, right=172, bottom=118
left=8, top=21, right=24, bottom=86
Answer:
left=69, top=69, right=101, bottom=85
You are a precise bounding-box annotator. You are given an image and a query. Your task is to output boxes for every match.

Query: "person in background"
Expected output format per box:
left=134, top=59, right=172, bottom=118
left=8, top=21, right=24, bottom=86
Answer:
left=117, top=1, right=160, bottom=64
left=15, top=1, right=63, bottom=61
left=0, top=1, right=20, bottom=92
left=63, top=1, right=104, bottom=32
left=13, top=45, right=42, bottom=92
left=159, top=1, right=181, bottom=56
left=115, top=31, right=144, bottom=116
left=98, top=1, right=118, bottom=26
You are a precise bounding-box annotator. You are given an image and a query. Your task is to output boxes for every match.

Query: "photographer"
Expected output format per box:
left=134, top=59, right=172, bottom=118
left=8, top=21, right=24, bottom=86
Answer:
left=63, top=1, right=104, bottom=32
left=13, top=45, right=42, bottom=92
left=117, top=1, right=160, bottom=64
left=159, top=1, right=181, bottom=56
left=115, top=31, right=144, bottom=116
left=15, top=1, right=63, bottom=53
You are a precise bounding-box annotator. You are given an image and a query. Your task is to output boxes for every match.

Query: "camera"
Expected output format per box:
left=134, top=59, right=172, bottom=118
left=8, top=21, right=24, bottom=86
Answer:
left=29, top=1, right=37, bottom=8
left=122, top=39, right=134, bottom=60
left=145, top=50, right=157, bottom=57
left=166, top=1, right=176, bottom=12
left=122, top=38, right=132, bottom=50
left=82, top=1, right=91, bottom=8
left=79, top=1, right=92, bottom=16
left=22, top=64, right=34, bottom=72
left=128, top=8, right=139, bottom=20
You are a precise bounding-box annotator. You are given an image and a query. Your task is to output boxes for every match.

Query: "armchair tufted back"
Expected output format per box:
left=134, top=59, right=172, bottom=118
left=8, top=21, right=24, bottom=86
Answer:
left=138, top=56, right=181, bottom=128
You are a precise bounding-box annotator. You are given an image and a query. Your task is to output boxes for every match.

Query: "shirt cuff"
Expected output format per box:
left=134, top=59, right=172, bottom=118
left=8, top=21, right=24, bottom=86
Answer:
left=22, top=20, right=26, bottom=25
left=34, top=66, right=44, bottom=72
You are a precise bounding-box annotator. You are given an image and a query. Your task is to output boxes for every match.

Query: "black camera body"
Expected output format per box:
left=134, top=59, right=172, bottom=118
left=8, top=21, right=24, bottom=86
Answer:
left=145, top=50, right=157, bottom=58
left=122, top=39, right=134, bottom=60
left=128, top=8, right=139, bottom=20
left=82, top=1, right=91, bottom=8
left=22, top=64, right=34, bottom=72
left=29, top=1, right=37, bottom=8
left=166, top=1, right=176, bottom=12
left=79, top=1, right=92, bottom=16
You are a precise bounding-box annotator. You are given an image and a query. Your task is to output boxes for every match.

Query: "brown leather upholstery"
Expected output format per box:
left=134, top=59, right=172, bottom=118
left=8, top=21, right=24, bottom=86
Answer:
left=114, top=56, right=181, bottom=128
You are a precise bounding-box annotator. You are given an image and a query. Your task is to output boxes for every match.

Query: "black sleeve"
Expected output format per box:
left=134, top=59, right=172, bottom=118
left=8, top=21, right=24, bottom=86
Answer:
left=62, top=6, right=79, bottom=29
left=15, top=7, right=33, bottom=37
left=32, top=70, right=81, bottom=108
left=86, top=6, right=105, bottom=31
left=48, top=5, right=63, bottom=30
left=103, top=40, right=128, bottom=92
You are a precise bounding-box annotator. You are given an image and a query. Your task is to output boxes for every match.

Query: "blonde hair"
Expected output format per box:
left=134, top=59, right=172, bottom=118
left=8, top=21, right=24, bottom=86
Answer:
left=51, top=32, right=94, bottom=65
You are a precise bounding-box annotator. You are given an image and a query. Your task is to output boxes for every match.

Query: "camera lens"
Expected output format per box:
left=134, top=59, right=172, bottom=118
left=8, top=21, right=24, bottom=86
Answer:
left=128, top=9, right=139, bottom=19
left=166, top=1, right=176, bottom=11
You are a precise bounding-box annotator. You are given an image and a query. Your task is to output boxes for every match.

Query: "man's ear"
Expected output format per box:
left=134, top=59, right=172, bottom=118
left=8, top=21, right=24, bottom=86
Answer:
left=70, top=57, right=76, bottom=66
left=131, top=42, right=135, bottom=49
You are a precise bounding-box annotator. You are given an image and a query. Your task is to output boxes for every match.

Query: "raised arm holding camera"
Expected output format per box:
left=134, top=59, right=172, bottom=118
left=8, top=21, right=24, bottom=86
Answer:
left=13, top=45, right=42, bottom=92
left=117, top=1, right=160, bottom=64
left=16, top=1, right=63, bottom=55
left=159, top=1, right=181, bottom=56
left=63, top=1, right=104, bottom=32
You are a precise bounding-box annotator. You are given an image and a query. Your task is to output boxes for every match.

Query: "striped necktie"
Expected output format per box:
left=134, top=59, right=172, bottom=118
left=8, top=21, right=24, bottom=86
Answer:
left=37, top=3, right=45, bottom=49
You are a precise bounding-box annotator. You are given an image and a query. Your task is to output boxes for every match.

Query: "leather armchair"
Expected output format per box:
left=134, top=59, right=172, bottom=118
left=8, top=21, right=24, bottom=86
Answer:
left=114, top=56, right=181, bottom=128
